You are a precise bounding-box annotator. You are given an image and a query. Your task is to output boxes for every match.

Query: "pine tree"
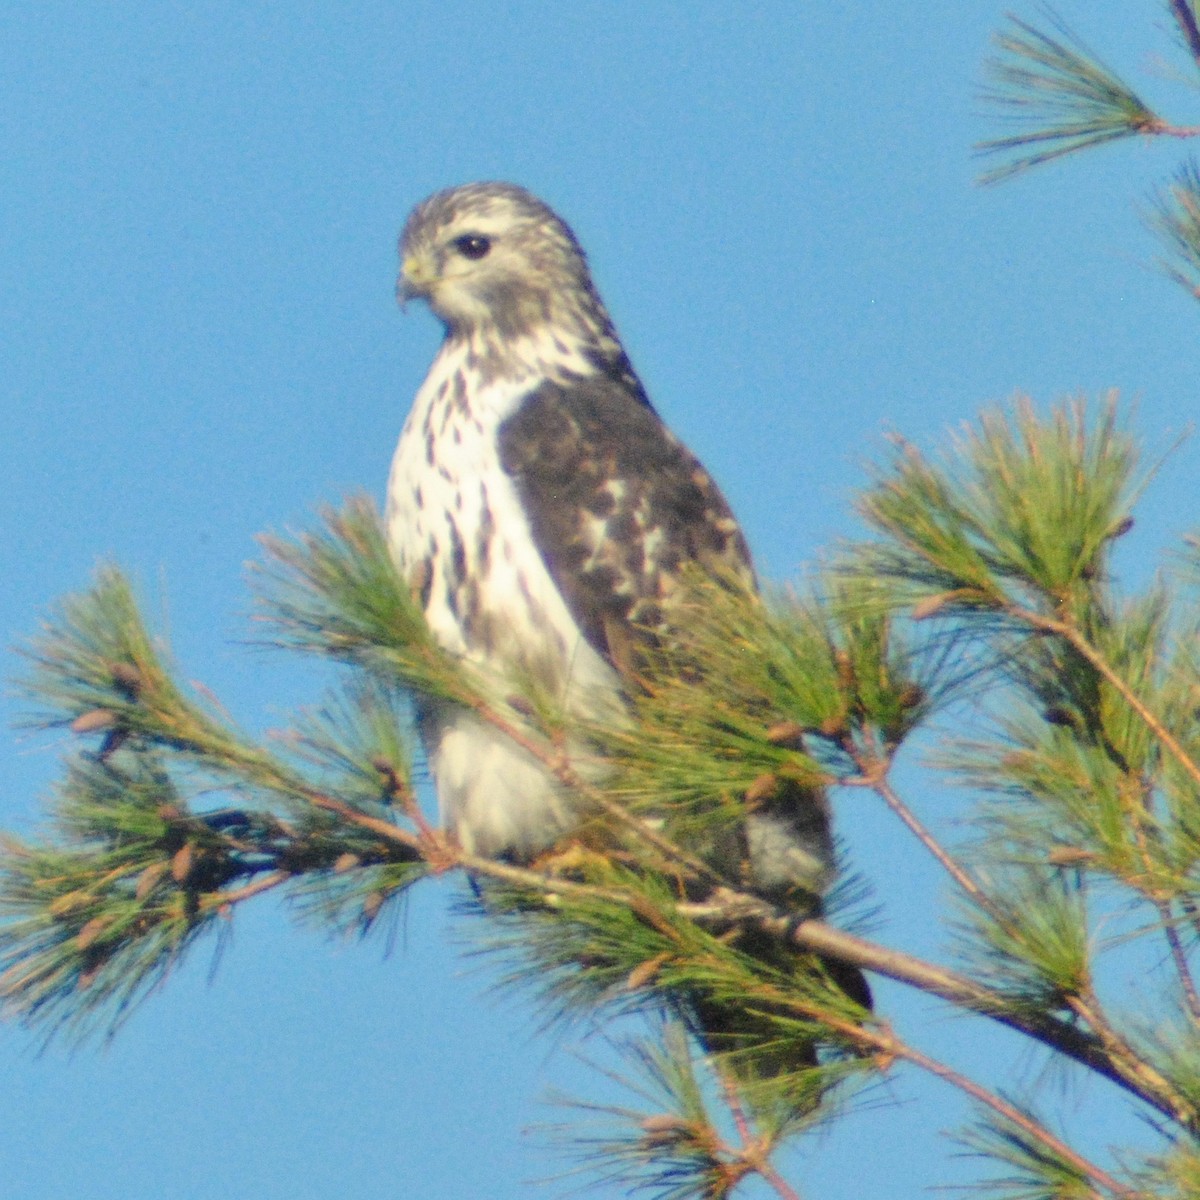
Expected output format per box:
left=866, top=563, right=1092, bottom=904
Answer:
left=6, top=7, right=1200, bottom=1198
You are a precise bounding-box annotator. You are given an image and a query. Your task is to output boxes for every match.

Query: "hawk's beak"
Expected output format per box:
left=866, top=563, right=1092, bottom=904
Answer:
left=397, top=253, right=438, bottom=309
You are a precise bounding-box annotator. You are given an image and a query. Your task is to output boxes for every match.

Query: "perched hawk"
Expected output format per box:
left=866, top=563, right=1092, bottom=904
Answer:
left=386, top=185, right=858, bottom=1022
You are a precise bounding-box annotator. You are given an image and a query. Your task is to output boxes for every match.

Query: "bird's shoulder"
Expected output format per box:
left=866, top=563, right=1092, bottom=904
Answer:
left=497, top=367, right=751, bottom=668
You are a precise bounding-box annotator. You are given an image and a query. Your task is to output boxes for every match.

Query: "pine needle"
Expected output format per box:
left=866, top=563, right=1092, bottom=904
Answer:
left=977, top=10, right=1163, bottom=183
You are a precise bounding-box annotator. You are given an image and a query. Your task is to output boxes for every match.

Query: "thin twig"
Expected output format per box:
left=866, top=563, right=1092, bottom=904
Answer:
left=1113, top=775, right=1200, bottom=1025
left=1156, top=899, right=1200, bottom=1024
left=700, top=901, right=1197, bottom=1128
left=305, top=794, right=649, bottom=909
left=1170, top=0, right=1200, bottom=68
left=202, top=869, right=292, bottom=910
left=303, top=784, right=1199, bottom=1127
left=306, top=793, right=424, bottom=854
left=738, top=971, right=1135, bottom=1199
left=889, top=1037, right=1134, bottom=1200
left=1066, top=983, right=1187, bottom=1118
left=742, top=1149, right=802, bottom=1200
left=714, top=1078, right=801, bottom=1200
left=719, top=1074, right=754, bottom=1146
left=1012, top=607, right=1200, bottom=792
left=314, top=784, right=1200, bottom=1129
left=1121, top=774, right=1200, bottom=1026
left=854, top=763, right=1000, bottom=919
left=301, top=755, right=1197, bottom=1126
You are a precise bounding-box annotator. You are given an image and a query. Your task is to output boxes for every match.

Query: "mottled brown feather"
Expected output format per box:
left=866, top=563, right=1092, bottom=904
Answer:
left=498, top=374, right=751, bottom=673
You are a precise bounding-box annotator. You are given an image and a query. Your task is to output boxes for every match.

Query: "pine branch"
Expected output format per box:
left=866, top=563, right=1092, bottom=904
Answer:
left=853, top=395, right=1143, bottom=611
left=1151, top=163, right=1200, bottom=301
left=1169, top=0, right=1200, bottom=69
left=2, top=572, right=437, bottom=1037
left=0, top=744, right=427, bottom=1040
left=977, top=10, right=1177, bottom=184
left=670, top=924, right=1139, bottom=1199
left=7, top=397, right=1199, bottom=1193
left=1126, top=1137, right=1200, bottom=1200
left=955, top=1096, right=1136, bottom=1200
left=541, top=1023, right=812, bottom=1200
left=1006, top=598, right=1200, bottom=805
left=838, top=394, right=1200, bottom=1135
left=845, top=740, right=999, bottom=916
left=720, top=904, right=1194, bottom=1127
left=449, top=821, right=1196, bottom=1125
left=254, top=496, right=475, bottom=705
left=1066, top=983, right=1189, bottom=1126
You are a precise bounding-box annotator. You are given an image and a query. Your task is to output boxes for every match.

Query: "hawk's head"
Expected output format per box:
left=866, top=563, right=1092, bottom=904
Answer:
left=398, top=182, right=608, bottom=340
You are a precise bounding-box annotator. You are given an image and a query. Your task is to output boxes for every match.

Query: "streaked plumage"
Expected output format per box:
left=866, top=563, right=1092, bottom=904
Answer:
left=386, top=181, right=839, bottom=903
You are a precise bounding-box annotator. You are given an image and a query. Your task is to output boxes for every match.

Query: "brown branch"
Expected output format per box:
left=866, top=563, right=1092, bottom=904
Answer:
left=1159, top=900, right=1200, bottom=1024
left=305, top=794, right=654, bottom=911
left=1112, top=774, right=1200, bottom=1025
left=888, top=1036, right=1134, bottom=1200
left=678, top=893, right=1196, bottom=1128
left=719, top=1074, right=754, bottom=1146
left=799, top=920, right=1193, bottom=1129
left=307, top=794, right=425, bottom=855
left=458, top=852, right=651, bottom=910
left=202, top=869, right=292, bottom=910
left=1011, top=607, right=1200, bottom=793
left=1066, top=984, right=1189, bottom=1121
left=738, top=963, right=1135, bottom=1199
left=300, top=784, right=1197, bottom=1128
left=742, top=1149, right=802, bottom=1200
left=1170, top=0, right=1200, bottom=69
left=286, top=714, right=1196, bottom=1129
left=711, top=1078, right=802, bottom=1200
left=1125, top=780, right=1200, bottom=1027
left=852, top=761, right=1000, bottom=919
left=1006, top=606, right=1200, bottom=1023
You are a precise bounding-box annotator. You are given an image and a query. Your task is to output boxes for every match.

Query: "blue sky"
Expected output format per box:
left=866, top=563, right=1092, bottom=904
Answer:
left=2, top=3, right=1198, bottom=1197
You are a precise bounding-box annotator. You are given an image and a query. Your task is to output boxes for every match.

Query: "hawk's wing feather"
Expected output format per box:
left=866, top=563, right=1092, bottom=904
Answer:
left=497, top=374, right=751, bottom=671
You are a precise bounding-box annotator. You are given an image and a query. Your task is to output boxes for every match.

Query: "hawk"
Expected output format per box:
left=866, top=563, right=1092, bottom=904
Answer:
left=386, top=183, right=865, bottom=1041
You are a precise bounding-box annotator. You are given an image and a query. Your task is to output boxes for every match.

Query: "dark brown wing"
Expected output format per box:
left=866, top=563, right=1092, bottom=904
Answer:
left=501, top=373, right=872, bottom=1050
left=497, top=374, right=751, bottom=670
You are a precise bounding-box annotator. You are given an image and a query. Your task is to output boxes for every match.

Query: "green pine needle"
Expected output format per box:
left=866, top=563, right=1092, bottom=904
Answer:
left=7, top=394, right=1200, bottom=1189
left=952, top=868, right=1091, bottom=1011
left=283, top=677, right=415, bottom=809
left=255, top=496, right=474, bottom=704
left=0, top=752, right=227, bottom=1040
left=595, top=571, right=940, bottom=862
left=954, top=1097, right=1107, bottom=1199
left=977, top=10, right=1163, bottom=183
left=18, top=566, right=231, bottom=755
left=1129, top=1131, right=1200, bottom=1200
left=853, top=395, right=1141, bottom=619
left=1151, top=161, right=1200, bottom=299
left=5, top=569, right=433, bottom=1038
left=539, top=1022, right=753, bottom=1200
left=473, top=857, right=872, bottom=1112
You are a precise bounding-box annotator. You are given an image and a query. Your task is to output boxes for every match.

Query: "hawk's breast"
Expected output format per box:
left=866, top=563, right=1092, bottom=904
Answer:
left=385, top=343, right=618, bottom=857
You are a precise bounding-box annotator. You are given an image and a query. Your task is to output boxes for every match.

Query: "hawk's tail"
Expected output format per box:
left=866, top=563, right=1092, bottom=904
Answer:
left=683, top=922, right=872, bottom=1086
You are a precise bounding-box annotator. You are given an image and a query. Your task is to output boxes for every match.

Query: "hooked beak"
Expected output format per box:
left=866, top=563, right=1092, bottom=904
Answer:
left=397, top=252, right=438, bottom=309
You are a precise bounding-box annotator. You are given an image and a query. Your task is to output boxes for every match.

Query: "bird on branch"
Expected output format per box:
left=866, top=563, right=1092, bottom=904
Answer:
left=386, top=181, right=869, bottom=1068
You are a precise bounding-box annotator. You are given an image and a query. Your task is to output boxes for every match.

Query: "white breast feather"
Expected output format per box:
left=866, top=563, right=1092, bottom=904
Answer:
left=386, top=341, right=619, bottom=858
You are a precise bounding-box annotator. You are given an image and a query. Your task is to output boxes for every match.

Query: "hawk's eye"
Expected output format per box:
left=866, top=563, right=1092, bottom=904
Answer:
left=452, top=234, right=491, bottom=260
